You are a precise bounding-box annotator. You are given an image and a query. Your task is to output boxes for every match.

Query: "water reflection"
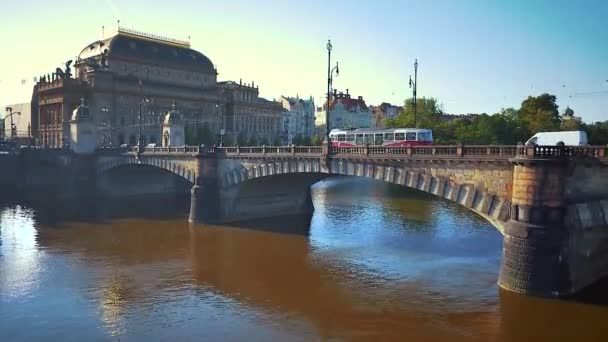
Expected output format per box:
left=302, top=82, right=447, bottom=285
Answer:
left=1, top=178, right=608, bottom=341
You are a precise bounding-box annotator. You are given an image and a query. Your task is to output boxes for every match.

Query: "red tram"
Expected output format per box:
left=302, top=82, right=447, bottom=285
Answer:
left=329, top=128, right=433, bottom=147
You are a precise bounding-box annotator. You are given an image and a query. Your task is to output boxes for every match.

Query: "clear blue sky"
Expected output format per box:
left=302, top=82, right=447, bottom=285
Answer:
left=1, top=0, right=607, bottom=122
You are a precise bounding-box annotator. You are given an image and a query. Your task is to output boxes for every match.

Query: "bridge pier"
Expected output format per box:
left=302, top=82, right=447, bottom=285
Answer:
left=188, top=149, right=221, bottom=224
left=499, top=156, right=570, bottom=297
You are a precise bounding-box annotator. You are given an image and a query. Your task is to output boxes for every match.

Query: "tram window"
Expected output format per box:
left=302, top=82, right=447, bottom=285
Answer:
left=406, top=132, right=417, bottom=141
left=374, top=134, right=384, bottom=145
left=395, top=133, right=405, bottom=141
left=337, top=134, right=346, bottom=142
left=384, top=133, right=394, bottom=141
left=346, top=134, right=355, bottom=141
left=365, top=134, right=373, bottom=144
left=418, top=132, right=432, bottom=141
left=356, top=134, right=365, bottom=144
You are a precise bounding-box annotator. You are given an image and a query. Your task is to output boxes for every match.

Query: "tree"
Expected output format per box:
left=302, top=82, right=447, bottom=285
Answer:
left=311, top=135, right=322, bottom=146
left=385, top=97, right=443, bottom=129
left=519, top=94, right=560, bottom=133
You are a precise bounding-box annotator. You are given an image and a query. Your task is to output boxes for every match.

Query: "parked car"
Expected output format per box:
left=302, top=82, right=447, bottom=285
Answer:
left=146, top=143, right=158, bottom=148
left=525, top=131, right=588, bottom=146
left=119, top=144, right=129, bottom=149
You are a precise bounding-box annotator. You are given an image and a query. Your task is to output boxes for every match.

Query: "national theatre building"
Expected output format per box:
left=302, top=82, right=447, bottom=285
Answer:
left=34, top=26, right=282, bottom=147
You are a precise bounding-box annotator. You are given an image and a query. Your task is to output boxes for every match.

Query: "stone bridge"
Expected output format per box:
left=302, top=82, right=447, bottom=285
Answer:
left=3, top=144, right=608, bottom=299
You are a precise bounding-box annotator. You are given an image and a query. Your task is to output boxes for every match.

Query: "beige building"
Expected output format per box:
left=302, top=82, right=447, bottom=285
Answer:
left=34, top=26, right=283, bottom=148
left=220, top=80, right=283, bottom=144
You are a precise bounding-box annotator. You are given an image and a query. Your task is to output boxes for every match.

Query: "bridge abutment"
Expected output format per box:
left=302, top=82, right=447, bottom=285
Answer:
left=499, top=156, right=570, bottom=297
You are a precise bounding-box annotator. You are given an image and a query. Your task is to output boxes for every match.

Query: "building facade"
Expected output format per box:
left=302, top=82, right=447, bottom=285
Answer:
left=31, top=26, right=287, bottom=148
left=278, top=95, right=315, bottom=144
left=220, top=80, right=283, bottom=145
left=371, top=102, right=401, bottom=128
left=34, top=26, right=223, bottom=148
left=315, top=89, right=371, bottom=132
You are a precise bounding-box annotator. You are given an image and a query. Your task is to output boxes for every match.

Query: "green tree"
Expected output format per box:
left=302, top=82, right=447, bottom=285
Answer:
left=311, top=135, right=322, bottom=146
left=385, top=97, right=443, bottom=129
left=519, top=94, right=560, bottom=133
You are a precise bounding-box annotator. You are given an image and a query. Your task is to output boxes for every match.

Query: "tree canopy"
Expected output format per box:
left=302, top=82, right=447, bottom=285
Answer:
left=384, top=93, right=606, bottom=145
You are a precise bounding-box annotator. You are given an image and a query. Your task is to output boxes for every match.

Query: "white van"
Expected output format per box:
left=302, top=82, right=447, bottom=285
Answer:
left=525, top=131, right=588, bottom=146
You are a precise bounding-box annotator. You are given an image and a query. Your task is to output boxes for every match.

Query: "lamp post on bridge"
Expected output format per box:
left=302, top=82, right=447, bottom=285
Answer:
left=216, top=102, right=224, bottom=147
left=137, top=80, right=150, bottom=153
left=409, top=59, right=418, bottom=128
left=4, top=107, right=21, bottom=140
left=326, top=40, right=339, bottom=151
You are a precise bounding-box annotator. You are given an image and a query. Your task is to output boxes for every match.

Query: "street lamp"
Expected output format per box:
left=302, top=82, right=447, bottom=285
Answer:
left=101, top=107, right=111, bottom=146
left=326, top=40, right=339, bottom=148
left=409, top=59, right=418, bottom=128
left=216, top=102, right=225, bottom=147
left=137, top=80, right=150, bottom=152
left=4, top=107, right=21, bottom=140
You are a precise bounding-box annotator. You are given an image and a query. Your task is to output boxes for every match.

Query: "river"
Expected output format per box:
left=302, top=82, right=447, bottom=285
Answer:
left=1, top=177, right=607, bottom=341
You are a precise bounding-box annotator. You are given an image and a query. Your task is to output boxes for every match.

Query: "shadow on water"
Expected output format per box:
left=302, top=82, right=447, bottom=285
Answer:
left=218, top=214, right=312, bottom=237
left=0, top=194, right=191, bottom=227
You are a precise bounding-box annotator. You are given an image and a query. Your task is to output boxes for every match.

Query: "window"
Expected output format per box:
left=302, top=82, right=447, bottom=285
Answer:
left=406, top=132, right=416, bottom=141
left=395, top=132, right=405, bottom=141
left=337, top=134, right=346, bottom=142
left=355, top=134, right=365, bottom=145
left=365, top=134, right=373, bottom=144
left=384, top=133, right=394, bottom=141
left=346, top=134, right=355, bottom=141
left=374, top=133, right=383, bottom=145
left=418, top=131, right=433, bottom=142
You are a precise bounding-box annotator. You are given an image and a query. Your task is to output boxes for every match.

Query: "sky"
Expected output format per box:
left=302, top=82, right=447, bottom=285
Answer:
left=1, top=0, right=607, bottom=123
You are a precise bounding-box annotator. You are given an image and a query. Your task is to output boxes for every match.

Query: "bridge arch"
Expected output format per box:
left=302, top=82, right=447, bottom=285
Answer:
left=96, top=156, right=196, bottom=184
left=219, top=158, right=511, bottom=233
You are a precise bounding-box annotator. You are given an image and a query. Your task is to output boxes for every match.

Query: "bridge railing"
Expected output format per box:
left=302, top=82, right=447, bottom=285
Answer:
left=219, top=145, right=323, bottom=156
left=516, top=145, right=607, bottom=160
left=330, top=145, right=519, bottom=158
left=94, top=144, right=607, bottom=162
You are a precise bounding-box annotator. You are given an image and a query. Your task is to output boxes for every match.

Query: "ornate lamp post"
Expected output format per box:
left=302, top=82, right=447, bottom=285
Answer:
left=409, top=59, right=418, bottom=128
left=325, top=40, right=339, bottom=148
left=216, top=102, right=224, bottom=147
left=4, top=107, right=21, bottom=140
left=137, top=80, right=150, bottom=152
left=101, top=107, right=111, bottom=146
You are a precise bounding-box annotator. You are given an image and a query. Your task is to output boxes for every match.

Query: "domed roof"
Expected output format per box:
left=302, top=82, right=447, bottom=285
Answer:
left=72, top=98, right=91, bottom=121
left=163, top=104, right=182, bottom=125
left=77, top=29, right=216, bottom=74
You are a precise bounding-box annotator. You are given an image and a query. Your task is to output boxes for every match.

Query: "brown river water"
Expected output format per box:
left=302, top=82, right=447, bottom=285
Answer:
left=1, top=177, right=607, bottom=341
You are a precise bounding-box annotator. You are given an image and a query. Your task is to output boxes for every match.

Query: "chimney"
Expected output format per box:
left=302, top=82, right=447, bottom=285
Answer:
left=346, top=88, right=349, bottom=95
left=252, top=80, right=255, bottom=87
left=333, top=89, right=337, bottom=96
